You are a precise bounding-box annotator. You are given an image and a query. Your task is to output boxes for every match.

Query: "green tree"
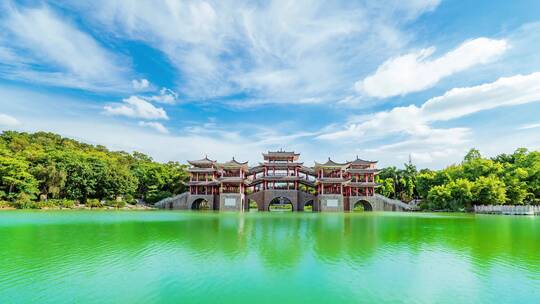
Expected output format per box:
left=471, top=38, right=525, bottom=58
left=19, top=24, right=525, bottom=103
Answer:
left=448, top=179, right=473, bottom=210
left=471, top=176, right=506, bottom=205
left=426, top=185, right=452, bottom=210
left=31, top=160, right=67, bottom=200
left=0, top=155, right=38, bottom=200
left=376, top=177, right=395, bottom=198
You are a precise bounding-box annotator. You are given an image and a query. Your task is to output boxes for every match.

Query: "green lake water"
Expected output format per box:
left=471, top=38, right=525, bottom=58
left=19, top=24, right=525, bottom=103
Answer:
left=0, top=211, right=539, bottom=303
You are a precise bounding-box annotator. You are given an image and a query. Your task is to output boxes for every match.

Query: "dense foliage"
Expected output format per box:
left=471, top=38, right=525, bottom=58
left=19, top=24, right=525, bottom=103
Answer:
left=0, top=131, right=189, bottom=208
left=376, top=148, right=540, bottom=211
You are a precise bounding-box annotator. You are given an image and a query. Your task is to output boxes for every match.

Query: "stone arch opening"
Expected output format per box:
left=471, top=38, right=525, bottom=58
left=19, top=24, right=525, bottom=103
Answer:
left=191, top=198, right=210, bottom=210
left=269, top=196, right=293, bottom=212
left=303, top=200, right=314, bottom=212
left=353, top=200, right=373, bottom=212
left=247, top=199, right=260, bottom=212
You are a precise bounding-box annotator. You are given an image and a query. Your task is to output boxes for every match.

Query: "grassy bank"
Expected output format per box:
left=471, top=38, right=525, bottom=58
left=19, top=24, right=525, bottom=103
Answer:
left=0, top=199, right=154, bottom=210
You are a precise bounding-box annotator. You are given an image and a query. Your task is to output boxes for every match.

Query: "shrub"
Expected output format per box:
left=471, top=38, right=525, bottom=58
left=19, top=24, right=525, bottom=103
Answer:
left=59, top=199, right=76, bottom=208
left=36, top=200, right=58, bottom=209
left=86, top=199, right=102, bottom=208
left=13, top=193, right=37, bottom=209
left=145, top=190, right=172, bottom=205
left=45, top=199, right=76, bottom=209
left=0, top=200, right=14, bottom=208
left=104, top=200, right=126, bottom=208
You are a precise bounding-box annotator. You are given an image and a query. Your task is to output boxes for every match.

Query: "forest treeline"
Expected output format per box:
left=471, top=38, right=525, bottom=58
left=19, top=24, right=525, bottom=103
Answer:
left=1, top=131, right=540, bottom=210
left=0, top=131, right=189, bottom=208
left=376, top=148, right=540, bottom=210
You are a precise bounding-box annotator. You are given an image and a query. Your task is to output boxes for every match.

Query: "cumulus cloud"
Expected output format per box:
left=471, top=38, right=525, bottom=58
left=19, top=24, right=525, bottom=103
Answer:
left=0, top=4, right=130, bottom=92
left=104, top=96, right=168, bottom=120
left=146, top=88, right=178, bottom=104
left=0, top=113, right=20, bottom=127
left=138, top=121, right=169, bottom=134
left=319, top=72, right=540, bottom=161
left=356, top=38, right=509, bottom=98
left=132, top=79, right=150, bottom=90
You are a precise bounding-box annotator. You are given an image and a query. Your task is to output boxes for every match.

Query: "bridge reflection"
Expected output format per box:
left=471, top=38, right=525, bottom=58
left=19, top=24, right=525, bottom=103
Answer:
left=4, top=212, right=539, bottom=277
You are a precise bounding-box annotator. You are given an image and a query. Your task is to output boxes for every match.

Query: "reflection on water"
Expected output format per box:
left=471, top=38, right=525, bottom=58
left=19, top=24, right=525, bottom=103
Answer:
left=0, top=211, right=539, bottom=303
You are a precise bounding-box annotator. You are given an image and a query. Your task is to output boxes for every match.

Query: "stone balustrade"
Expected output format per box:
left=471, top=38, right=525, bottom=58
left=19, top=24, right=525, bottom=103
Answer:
left=474, top=205, right=540, bottom=215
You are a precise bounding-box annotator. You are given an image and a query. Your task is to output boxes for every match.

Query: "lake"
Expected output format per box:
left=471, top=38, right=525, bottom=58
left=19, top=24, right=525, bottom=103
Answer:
left=0, top=211, right=539, bottom=303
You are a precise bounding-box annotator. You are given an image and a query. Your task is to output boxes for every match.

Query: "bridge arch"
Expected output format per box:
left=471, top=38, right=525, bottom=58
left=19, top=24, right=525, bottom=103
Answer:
left=303, top=200, right=314, bottom=212
left=246, top=199, right=261, bottom=211
left=353, top=200, right=373, bottom=212
left=268, top=196, right=293, bottom=212
left=191, top=198, right=211, bottom=210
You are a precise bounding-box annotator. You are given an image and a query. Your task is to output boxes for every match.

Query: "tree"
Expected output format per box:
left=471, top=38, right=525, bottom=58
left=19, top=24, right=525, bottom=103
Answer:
left=376, top=177, right=395, bottom=198
left=472, top=176, right=506, bottom=205
left=502, top=167, right=529, bottom=205
left=416, top=170, right=436, bottom=199
left=0, top=155, right=38, bottom=200
left=426, top=185, right=452, bottom=210
left=31, top=160, right=67, bottom=200
left=448, top=179, right=473, bottom=210
left=463, top=148, right=482, bottom=162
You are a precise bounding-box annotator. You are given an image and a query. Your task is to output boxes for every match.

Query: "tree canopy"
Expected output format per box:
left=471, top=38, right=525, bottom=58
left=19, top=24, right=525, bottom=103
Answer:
left=376, top=148, right=540, bottom=211
left=0, top=131, right=189, bottom=207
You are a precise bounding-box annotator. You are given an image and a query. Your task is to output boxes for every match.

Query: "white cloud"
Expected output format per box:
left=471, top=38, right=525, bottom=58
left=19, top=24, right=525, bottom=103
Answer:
left=0, top=4, right=130, bottom=91
left=59, top=0, right=441, bottom=104
left=0, top=113, right=20, bottom=127
left=132, top=79, right=150, bottom=90
left=421, top=72, right=540, bottom=121
left=104, top=96, right=168, bottom=120
left=138, top=121, right=169, bottom=134
left=146, top=88, right=178, bottom=104
left=319, top=71, right=540, bottom=165
left=517, top=123, right=540, bottom=130
left=356, top=38, right=509, bottom=98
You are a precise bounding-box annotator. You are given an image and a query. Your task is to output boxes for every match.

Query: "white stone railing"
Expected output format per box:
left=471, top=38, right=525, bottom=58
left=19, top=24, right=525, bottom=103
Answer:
left=474, top=205, right=540, bottom=215
left=373, top=194, right=415, bottom=210
left=155, top=192, right=189, bottom=209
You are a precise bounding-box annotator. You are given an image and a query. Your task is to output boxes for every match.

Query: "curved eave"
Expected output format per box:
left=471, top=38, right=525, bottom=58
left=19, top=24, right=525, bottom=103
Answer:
left=314, top=158, right=349, bottom=169
left=188, top=181, right=220, bottom=186
left=187, top=156, right=217, bottom=166
left=248, top=166, right=264, bottom=174
left=345, top=169, right=380, bottom=174
left=348, top=157, right=378, bottom=165
left=259, top=162, right=304, bottom=167
left=218, top=177, right=245, bottom=183
left=345, top=182, right=379, bottom=187
left=317, top=178, right=349, bottom=184
left=188, top=168, right=217, bottom=173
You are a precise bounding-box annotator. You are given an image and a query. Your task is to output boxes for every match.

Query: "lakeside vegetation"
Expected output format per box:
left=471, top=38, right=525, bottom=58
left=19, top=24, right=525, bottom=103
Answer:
left=376, top=148, right=540, bottom=211
left=1, top=131, right=540, bottom=211
left=0, top=131, right=189, bottom=209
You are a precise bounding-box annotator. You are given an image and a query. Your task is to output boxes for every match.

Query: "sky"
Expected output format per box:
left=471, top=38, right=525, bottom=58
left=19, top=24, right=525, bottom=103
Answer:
left=1, top=0, right=540, bottom=168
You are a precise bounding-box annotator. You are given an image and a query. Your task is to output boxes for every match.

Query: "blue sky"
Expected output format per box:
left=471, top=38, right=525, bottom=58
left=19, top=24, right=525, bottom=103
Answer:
left=1, top=0, right=540, bottom=168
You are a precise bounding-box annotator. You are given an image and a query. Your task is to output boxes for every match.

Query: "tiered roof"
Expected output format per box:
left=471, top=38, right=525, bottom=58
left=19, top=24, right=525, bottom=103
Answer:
left=263, top=150, right=300, bottom=161
left=188, top=156, right=217, bottom=167
left=348, top=156, right=377, bottom=166
left=314, top=158, right=349, bottom=169
left=218, top=157, right=249, bottom=169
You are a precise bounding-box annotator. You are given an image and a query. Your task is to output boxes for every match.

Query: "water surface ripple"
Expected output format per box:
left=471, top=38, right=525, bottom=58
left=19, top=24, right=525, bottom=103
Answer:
left=0, top=211, right=539, bottom=303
